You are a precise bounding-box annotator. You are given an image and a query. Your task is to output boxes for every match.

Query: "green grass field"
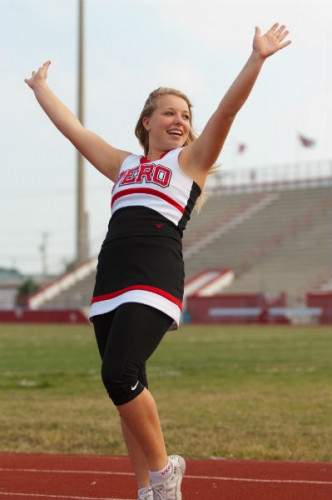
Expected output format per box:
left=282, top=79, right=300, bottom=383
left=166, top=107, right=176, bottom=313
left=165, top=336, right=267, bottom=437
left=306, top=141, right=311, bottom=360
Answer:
left=1, top=323, right=332, bottom=461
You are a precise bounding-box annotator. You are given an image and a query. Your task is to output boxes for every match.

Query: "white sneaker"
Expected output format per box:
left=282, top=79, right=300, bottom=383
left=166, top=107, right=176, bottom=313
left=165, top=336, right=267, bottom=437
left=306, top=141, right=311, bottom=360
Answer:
left=138, top=487, right=154, bottom=500
left=151, top=455, right=186, bottom=500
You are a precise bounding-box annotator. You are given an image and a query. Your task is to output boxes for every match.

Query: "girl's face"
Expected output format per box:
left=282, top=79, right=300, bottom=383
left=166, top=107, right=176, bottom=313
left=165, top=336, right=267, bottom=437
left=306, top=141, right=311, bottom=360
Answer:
left=143, top=94, right=191, bottom=153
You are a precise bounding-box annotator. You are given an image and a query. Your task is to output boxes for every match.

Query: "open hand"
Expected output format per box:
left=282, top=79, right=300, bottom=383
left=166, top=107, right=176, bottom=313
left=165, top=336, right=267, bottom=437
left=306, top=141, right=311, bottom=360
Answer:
left=24, top=60, right=51, bottom=90
left=253, top=24, right=291, bottom=59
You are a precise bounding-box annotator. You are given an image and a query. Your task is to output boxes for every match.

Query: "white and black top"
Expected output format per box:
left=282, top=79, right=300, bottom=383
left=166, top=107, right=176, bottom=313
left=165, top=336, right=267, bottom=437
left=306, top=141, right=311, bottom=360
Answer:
left=89, top=147, right=201, bottom=328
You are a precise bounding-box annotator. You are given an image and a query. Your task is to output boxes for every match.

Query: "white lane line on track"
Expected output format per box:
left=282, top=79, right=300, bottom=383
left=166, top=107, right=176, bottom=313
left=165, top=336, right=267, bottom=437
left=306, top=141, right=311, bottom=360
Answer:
left=0, top=469, right=132, bottom=477
left=1, top=468, right=332, bottom=486
left=188, top=474, right=332, bottom=486
left=0, top=492, right=133, bottom=500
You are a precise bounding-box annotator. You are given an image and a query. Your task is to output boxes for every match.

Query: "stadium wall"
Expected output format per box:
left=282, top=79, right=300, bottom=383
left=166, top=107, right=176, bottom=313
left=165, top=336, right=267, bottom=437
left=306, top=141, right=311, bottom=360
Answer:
left=185, top=293, right=330, bottom=325
left=306, top=292, right=332, bottom=324
left=0, top=309, right=89, bottom=324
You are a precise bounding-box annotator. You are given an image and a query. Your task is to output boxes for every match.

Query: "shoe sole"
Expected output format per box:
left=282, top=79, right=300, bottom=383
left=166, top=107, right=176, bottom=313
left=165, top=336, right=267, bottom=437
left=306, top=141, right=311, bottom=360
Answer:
left=169, top=455, right=186, bottom=499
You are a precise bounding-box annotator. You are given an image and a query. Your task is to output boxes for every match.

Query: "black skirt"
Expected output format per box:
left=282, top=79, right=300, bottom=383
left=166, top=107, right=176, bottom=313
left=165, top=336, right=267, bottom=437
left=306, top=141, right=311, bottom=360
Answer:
left=89, top=206, right=184, bottom=327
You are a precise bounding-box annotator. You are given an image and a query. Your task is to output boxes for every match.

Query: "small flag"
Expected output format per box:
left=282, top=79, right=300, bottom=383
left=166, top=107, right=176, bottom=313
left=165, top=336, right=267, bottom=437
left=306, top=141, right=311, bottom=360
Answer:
left=237, top=143, right=247, bottom=154
left=298, top=134, right=316, bottom=148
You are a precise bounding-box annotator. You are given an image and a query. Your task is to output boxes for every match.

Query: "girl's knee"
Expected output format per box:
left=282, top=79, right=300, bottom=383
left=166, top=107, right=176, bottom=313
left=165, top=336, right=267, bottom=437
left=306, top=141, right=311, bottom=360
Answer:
left=101, top=362, right=144, bottom=406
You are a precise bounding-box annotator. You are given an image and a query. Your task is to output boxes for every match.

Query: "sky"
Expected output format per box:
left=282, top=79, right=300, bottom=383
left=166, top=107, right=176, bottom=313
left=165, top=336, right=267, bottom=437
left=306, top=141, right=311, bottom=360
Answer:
left=1, top=0, right=331, bottom=275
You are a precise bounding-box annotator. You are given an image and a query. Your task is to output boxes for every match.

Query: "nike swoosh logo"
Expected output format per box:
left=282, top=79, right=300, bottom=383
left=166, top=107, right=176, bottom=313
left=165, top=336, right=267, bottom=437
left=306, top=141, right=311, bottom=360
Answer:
left=130, top=381, right=139, bottom=391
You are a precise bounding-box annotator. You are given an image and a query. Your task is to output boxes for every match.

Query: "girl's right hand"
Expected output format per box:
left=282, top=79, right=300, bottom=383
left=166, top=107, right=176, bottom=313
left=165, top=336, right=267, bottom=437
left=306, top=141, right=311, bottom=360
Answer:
left=24, top=60, right=51, bottom=90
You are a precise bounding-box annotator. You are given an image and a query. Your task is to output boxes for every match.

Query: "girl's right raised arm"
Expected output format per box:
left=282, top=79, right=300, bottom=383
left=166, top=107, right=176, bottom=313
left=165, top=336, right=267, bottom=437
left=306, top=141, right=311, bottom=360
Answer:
left=25, top=61, right=130, bottom=181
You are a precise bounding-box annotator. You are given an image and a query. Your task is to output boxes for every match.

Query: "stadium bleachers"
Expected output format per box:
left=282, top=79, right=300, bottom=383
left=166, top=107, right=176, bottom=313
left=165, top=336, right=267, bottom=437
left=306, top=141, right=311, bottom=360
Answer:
left=184, top=185, right=332, bottom=302
left=37, top=271, right=96, bottom=312
left=32, top=181, right=332, bottom=311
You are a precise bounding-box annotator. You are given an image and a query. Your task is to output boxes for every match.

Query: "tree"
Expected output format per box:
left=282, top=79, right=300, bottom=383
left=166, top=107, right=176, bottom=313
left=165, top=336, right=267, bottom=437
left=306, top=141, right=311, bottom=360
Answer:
left=15, top=279, right=39, bottom=307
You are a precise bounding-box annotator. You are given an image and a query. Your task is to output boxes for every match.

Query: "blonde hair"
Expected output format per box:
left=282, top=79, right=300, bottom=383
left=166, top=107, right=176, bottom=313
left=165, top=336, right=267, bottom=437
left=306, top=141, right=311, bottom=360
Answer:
left=135, top=87, right=196, bottom=155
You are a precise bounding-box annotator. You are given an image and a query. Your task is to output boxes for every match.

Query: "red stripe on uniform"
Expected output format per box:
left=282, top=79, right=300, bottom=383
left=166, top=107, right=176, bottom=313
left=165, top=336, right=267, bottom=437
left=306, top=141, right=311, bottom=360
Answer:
left=91, top=285, right=183, bottom=309
left=111, top=188, right=185, bottom=213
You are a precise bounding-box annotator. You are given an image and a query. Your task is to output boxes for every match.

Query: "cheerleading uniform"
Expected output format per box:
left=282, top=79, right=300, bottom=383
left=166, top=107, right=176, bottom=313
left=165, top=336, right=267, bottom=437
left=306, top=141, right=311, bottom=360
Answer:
left=89, top=147, right=201, bottom=329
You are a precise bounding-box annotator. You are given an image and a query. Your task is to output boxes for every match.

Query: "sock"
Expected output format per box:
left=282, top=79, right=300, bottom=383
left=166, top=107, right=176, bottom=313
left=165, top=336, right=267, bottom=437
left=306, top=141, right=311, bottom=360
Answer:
left=149, top=459, right=173, bottom=484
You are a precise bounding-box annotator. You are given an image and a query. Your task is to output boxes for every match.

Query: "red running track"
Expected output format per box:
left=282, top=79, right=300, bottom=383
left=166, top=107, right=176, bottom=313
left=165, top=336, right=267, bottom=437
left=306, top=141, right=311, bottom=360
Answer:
left=0, top=452, right=332, bottom=499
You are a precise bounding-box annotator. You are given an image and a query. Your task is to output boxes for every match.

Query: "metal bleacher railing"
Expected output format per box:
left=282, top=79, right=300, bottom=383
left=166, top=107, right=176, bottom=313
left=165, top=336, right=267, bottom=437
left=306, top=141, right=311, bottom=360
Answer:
left=207, top=158, right=332, bottom=193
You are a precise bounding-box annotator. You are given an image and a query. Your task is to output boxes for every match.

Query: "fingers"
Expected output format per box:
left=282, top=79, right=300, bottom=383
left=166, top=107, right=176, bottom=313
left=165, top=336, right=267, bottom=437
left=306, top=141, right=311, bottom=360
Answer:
left=276, top=24, right=286, bottom=35
left=279, top=39, right=292, bottom=50
left=279, top=30, right=290, bottom=42
left=39, top=61, right=51, bottom=74
left=269, top=23, right=288, bottom=38
left=36, top=61, right=51, bottom=76
left=24, top=61, right=51, bottom=87
left=269, top=23, right=279, bottom=33
left=36, top=61, right=51, bottom=74
left=276, top=26, right=291, bottom=47
left=266, top=23, right=291, bottom=47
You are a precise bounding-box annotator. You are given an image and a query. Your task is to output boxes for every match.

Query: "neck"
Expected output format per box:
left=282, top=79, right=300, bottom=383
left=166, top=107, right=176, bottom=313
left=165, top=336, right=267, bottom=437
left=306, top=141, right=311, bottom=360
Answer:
left=145, top=147, right=169, bottom=161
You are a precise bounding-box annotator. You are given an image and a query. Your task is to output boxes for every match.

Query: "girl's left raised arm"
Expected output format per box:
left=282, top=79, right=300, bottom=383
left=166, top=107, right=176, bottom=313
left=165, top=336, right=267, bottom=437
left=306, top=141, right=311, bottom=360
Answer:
left=182, top=23, right=291, bottom=173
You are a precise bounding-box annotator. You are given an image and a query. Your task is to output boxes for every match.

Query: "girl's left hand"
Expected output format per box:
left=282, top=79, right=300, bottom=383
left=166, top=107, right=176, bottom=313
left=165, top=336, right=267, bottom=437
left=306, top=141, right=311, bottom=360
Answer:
left=253, top=23, right=291, bottom=59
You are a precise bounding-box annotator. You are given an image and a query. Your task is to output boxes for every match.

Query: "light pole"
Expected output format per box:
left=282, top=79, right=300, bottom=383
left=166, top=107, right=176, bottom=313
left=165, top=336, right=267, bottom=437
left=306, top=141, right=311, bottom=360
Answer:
left=76, top=0, right=89, bottom=264
left=39, top=232, right=49, bottom=279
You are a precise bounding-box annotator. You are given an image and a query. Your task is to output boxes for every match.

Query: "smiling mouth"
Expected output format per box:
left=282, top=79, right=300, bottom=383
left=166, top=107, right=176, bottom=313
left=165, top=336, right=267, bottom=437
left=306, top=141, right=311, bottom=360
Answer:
left=167, top=130, right=183, bottom=137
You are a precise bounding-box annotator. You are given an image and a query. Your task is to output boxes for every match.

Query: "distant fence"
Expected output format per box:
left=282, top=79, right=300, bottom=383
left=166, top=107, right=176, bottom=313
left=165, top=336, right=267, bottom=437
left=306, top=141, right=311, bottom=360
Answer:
left=207, top=159, right=332, bottom=194
left=186, top=293, right=330, bottom=325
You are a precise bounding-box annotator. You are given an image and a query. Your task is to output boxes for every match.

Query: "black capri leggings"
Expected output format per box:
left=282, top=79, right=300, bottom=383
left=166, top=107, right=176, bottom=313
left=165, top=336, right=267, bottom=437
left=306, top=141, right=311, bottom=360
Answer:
left=91, top=303, right=173, bottom=406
